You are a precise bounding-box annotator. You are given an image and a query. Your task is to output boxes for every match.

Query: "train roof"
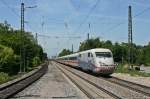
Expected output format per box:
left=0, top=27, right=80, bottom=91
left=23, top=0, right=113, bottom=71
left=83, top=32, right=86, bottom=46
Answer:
left=58, top=53, right=78, bottom=59
left=79, top=48, right=111, bottom=54
left=57, top=48, right=111, bottom=59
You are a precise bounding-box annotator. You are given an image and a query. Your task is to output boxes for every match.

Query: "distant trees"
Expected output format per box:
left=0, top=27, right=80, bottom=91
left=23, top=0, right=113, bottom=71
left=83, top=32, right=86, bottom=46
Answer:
left=79, top=38, right=102, bottom=51
left=58, top=49, right=72, bottom=57
left=0, top=21, right=46, bottom=75
left=143, top=43, right=150, bottom=65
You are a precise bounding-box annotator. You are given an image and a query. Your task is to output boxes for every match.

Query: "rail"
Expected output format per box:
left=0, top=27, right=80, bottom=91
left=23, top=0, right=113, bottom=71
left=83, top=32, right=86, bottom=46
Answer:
left=55, top=61, right=150, bottom=98
left=55, top=62, right=120, bottom=99
left=102, top=76, right=150, bottom=97
left=0, top=62, right=48, bottom=99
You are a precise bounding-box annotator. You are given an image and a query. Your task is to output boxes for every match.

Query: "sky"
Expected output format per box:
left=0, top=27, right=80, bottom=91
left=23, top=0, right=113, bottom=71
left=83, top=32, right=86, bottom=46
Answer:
left=0, top=0, right=150, bottom=57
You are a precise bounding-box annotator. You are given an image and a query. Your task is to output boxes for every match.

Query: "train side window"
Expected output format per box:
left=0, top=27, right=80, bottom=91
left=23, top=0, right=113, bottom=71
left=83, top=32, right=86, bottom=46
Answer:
left=74, top=57, right=77, bottom=60
left=70, top=57, right=77, bottom=60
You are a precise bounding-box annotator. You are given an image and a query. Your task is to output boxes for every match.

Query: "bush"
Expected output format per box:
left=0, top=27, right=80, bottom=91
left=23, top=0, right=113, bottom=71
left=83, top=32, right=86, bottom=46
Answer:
left=0, top=44, right=20, bottom=75
left=0, top=72, right=10, bottom=84
left=115, top=64, right=150, bottom=77
left=32, top=56, right=41, bottom=67
left=0, top=21, right=45, bottom=75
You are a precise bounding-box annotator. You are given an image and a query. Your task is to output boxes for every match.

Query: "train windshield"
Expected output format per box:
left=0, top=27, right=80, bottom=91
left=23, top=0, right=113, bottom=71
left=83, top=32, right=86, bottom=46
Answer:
left=95, top=52, right=112, bottom=58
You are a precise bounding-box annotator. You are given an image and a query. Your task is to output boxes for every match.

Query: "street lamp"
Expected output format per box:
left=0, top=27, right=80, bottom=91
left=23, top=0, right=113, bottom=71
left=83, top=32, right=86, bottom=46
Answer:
left=25, top=5, right=37, bottom=9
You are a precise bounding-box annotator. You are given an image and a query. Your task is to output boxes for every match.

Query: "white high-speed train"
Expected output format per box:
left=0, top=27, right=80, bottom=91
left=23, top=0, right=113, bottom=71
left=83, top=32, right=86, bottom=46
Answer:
left=56, top=48, right=116, bottom=75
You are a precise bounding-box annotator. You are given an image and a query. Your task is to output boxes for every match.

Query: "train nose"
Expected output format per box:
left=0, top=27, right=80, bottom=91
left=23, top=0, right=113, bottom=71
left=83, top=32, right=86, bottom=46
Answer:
left=97, top=58, right=114, bottom=66
left=94, top=66, right=115, bottom=74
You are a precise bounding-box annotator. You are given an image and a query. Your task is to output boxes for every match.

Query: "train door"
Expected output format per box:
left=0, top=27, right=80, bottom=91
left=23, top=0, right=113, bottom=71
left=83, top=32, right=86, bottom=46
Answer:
left=78, top=53, right=82, bottom=68
left=80, top=53, right=87, bottom=70
left=90, top=53, right=95, bottom=65
left=88, top=52, right=94, bottom=70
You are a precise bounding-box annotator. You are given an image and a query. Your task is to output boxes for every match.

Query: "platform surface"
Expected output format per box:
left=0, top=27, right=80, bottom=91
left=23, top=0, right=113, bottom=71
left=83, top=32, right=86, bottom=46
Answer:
left=11, top=62, right=84, bottom=99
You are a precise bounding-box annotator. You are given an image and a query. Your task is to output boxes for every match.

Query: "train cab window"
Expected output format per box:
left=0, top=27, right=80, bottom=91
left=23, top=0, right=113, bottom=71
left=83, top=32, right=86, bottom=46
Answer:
left=88, top=53, right=93, bottom=57
left=65, top=58, right=68, bottom=60
left=70, top=57, right=77, bottom=60
left=91, top=53, right=93, bottom=57
left=88, top=53, right=90, bottom=57
left=95, top=52, right=112, bottom=58
left=79, top=54, right=81, bottom=57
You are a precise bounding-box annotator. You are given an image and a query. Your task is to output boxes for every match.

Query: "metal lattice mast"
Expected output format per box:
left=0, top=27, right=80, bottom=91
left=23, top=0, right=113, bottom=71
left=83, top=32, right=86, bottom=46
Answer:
left=128, top=5, right=133, bottom=67
left=20, top=2, right=25, bottom=73
left=22, top=3, right=26, bottom=72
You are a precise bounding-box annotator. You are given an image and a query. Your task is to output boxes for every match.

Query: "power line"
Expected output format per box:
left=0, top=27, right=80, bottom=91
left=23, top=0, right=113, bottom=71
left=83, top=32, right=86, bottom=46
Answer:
left=0, top=0, right=20, bottom=17
left=106, top=6, right=150, bottom=33
left=37, top=34, right=81, bottom=39
left=134, top=7, right=150, bottom=17
left=106, top=22, right=125, bottom=33
left=0, top=0, right=36, bottom=33
left=74, top=0, right=100, bottom=33
left=25, top=22, right=37, bottom=33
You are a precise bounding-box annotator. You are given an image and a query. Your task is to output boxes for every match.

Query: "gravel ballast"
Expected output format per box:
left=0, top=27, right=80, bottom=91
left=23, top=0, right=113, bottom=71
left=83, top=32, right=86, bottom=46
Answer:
left=56, top=62, right=150, bottom=99
left=112, top=73, right=150, bottom=87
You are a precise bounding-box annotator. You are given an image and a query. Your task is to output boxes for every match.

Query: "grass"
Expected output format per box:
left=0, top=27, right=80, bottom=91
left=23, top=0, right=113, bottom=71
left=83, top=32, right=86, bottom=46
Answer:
left=115, top=64, right=150, bottom=77
left=0, top=72, right=23, bottom=85
left=0, top=64, right=42, bottom=85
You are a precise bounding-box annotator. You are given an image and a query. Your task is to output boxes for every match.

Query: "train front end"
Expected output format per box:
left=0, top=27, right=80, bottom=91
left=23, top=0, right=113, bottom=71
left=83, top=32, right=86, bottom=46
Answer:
left=93, top=50, right=116, bottom=75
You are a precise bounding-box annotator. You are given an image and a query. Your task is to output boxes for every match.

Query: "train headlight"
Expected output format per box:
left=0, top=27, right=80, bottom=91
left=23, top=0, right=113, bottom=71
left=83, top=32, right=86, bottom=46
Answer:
left=99, top=62, right=105, bottom=66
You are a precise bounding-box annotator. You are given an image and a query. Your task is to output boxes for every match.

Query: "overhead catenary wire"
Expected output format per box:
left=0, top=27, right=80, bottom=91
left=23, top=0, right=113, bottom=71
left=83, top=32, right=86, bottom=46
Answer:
left=37, top=34, right=81, bottom=39
left=134, top=7, right=150, bottom=17
left=106, top=6, right=150, bottom=33
left=74, top=0, right=100, bottom=33
left=0, top=0, right=36, bottom=33
left=0, top=0, right=20, bottom=17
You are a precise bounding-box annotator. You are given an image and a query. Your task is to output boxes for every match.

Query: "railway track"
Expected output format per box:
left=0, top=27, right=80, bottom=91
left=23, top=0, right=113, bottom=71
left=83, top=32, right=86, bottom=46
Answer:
left=102, top=76, right=150, bottom=97
left=0, top=63, right=48, bottom=99
left=56, top=64, right=95, bottom=99
left=55, top=61, right=150, bottom=99
left=57, top=61, right=150, bottom=97
left=66, top=62, right=150, bottom=97
left=53, top=62, right=120, bottom=99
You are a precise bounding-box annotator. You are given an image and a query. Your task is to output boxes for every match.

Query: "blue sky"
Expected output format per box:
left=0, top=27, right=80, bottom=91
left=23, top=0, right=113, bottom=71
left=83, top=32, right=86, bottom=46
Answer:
left=0, top=0, right=150, bottom=57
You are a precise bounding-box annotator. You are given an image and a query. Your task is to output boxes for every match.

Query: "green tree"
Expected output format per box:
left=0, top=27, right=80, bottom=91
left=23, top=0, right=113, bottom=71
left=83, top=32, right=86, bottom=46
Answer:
left=112, top=42, right=124, bottom=62
left=0, top=21, right=45, bottom=74
left=58, top=49, right=72, bottom=57
left=0, top=44, right=19, bottom=75
left=32, top=56, right=41, bottom=67
left=143, top=43, right=150, bottom=65
left=79, top=38, right=102, bottom=51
